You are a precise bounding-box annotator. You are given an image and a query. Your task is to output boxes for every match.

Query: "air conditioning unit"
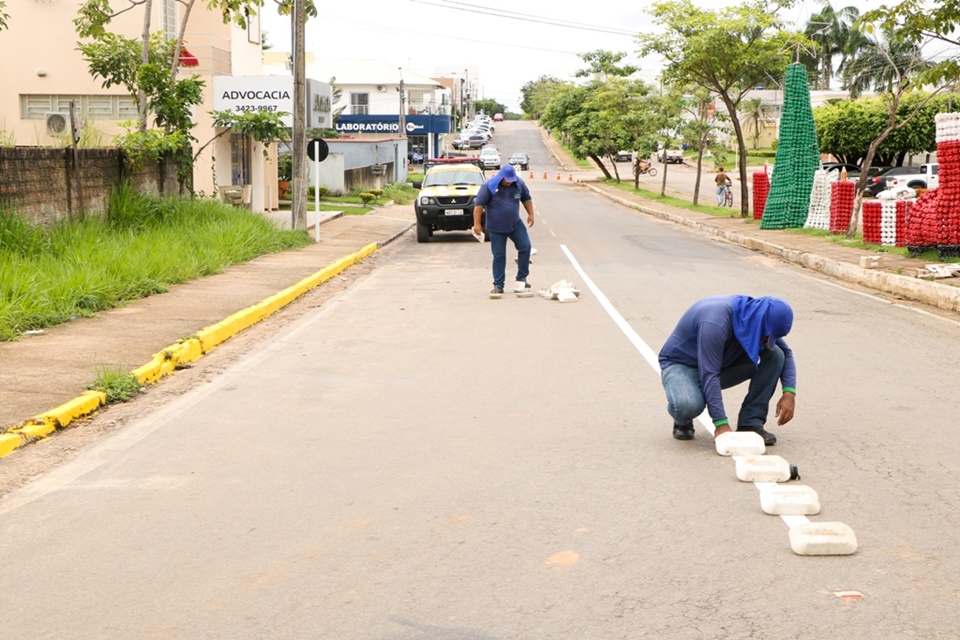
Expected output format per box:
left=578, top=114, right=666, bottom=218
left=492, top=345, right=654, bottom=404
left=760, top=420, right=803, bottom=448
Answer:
left=376, top=85, right=386, bottom=92
left=45, top=112, right=69, bottom=136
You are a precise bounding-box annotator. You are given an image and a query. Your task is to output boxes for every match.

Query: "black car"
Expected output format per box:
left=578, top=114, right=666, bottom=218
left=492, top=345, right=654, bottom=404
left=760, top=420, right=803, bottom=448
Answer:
left=864, top=166, right=921, bottom=197
left=615, top=150, right=632, bottom=162
left=823, top=162, right=860, bottom=176
left=507, top=152, right=530, bottom=170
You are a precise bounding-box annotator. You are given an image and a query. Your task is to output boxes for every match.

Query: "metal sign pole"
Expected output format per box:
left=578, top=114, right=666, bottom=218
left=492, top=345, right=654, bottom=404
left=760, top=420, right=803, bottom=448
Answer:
left=313, top=140, right=320, bottom=242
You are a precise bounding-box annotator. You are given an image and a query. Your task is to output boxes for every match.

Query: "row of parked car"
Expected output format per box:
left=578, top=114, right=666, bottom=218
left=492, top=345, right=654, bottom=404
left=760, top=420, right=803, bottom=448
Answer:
left=824, top=162, right=940, bottom=197
left=452, top=115, right=497, bottom=150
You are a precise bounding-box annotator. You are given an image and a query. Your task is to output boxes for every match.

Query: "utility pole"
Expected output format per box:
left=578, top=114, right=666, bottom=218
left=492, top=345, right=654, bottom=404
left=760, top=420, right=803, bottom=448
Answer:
left=291, top=0, right=307, bottom=230
left=398, top=68, right=406, bottom=138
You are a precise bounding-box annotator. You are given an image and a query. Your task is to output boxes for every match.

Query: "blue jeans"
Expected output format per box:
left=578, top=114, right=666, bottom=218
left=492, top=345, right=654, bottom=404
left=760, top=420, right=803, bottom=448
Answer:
left=716, top=185, right=728, bottom=204
left=488, top=224, right=531, bottom=288
left=660, top=345, right=785, bottom=429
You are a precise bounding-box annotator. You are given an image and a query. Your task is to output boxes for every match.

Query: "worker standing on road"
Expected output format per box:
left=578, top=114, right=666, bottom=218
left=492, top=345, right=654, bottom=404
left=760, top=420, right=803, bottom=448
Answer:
left=658, top=295, right=797, bottom=446
left=473, top=163, right=536, bottom=299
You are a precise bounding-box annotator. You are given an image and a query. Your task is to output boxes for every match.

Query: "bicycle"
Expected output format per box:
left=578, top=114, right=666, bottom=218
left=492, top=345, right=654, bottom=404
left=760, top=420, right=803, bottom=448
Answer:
left=722, top=178, right=734, bottom=207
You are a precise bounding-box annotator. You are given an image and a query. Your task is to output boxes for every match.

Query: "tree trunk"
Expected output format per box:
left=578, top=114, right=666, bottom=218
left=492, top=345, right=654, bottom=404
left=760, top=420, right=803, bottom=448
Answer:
left=722, top=94, right=750, bottom=217
left=138, top=0, right=153, bottom=133
left=660, top=153, right=669, bottom=197
left=590, top=155, right=612, bottom=180
left=693, top=149, right=704, bottom=206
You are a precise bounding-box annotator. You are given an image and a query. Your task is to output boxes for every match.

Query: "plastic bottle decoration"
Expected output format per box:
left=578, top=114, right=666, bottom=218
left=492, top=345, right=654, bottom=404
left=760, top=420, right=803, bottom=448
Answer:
left=760, top=63, right=822, bottom=230
left=752, top=171, right=770, bottom=220
left=906, top=112, right=958, bottom=257
left=862, top=201, right=883, bottom=244
left=805, top=169, right=835, bottom=230
left=829, top=180, right=855, bottom=234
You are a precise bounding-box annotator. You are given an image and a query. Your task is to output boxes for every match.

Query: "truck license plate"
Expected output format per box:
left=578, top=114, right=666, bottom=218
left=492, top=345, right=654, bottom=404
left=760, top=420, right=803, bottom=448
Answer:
left=445, top=209, right=464, bottom=215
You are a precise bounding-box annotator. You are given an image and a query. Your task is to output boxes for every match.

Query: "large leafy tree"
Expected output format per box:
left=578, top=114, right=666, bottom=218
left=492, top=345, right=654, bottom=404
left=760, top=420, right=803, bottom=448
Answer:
left=520, top=75, right=568, bottom=119
left=540, top=51, right=661, bottom=181
left=0, top=1, right=9, bottom=31
left=636, top=0, right=795, bottom=217
left=814, top=92, right=952, bottom=167
left=574, top=50, right=638, bottom=81
left=473, top=98, right=507, bottom=118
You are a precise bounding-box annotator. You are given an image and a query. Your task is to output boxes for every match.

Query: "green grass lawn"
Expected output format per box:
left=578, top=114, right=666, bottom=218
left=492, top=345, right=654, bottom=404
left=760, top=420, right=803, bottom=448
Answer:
left=0, top=186, right=310, bottom=341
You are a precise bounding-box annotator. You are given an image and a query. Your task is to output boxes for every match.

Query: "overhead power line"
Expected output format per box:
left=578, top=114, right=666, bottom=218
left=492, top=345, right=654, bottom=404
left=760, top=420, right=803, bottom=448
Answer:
left=409, top=0, right=639, bottom=36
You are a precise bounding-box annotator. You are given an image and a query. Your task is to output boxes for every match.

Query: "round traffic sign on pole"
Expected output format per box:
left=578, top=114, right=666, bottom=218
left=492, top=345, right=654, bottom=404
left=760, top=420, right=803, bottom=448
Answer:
left=307, top=137, right=329, bottom=162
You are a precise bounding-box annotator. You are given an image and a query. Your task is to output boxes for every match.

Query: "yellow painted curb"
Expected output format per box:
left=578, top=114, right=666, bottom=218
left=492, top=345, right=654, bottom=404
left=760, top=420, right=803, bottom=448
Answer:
left=0, top=433, right=23, bottom=457
left=31, top=390, right=107, bottom=432
left=0, top=243, right=379, bottom=459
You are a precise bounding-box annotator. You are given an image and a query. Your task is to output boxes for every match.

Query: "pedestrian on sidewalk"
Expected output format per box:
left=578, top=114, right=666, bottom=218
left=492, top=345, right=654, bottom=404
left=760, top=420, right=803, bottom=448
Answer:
left=473, top=163, right=536, bottom=299
left=715, top=167, right=729, bottom=205
left=658, top=295, right=797, bottom=445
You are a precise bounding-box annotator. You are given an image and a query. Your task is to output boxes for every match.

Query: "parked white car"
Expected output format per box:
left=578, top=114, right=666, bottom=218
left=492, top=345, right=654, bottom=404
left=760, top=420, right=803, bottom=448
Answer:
left=887, top=163, right=938, bottom=191
left=478, top=147, right=501, bottom=170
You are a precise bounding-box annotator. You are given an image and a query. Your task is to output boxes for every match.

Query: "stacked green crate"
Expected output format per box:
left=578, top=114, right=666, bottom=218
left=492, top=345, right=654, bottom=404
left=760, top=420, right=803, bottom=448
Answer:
left=760, top=63, right=822, bottom=229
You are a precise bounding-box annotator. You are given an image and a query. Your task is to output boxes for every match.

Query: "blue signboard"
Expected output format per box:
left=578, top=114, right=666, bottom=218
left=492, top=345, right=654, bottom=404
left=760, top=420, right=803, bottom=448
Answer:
left=335, top=114, right=452, bottom=135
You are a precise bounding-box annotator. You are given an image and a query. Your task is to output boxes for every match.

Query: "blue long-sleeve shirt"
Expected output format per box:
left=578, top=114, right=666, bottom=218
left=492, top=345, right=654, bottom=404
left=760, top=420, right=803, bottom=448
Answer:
left=658, top=296, right=796, bottom=424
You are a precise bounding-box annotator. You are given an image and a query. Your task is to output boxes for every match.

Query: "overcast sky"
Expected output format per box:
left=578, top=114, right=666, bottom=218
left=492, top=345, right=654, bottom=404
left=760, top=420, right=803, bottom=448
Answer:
left=258, top=0, right=888, bottom=112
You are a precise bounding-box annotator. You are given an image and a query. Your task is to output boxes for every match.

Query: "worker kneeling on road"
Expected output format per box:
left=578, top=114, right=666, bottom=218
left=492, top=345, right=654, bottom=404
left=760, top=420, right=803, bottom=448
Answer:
left=658, top=295, right=797, bottom=445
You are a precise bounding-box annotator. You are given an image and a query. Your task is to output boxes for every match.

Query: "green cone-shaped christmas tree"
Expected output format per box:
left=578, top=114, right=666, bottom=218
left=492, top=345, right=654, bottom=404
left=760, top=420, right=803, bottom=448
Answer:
left=760, top=63, right=821, bottom=229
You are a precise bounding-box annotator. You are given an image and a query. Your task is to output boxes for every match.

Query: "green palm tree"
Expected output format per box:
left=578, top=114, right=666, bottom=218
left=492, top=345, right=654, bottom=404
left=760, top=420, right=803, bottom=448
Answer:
left=839, top=32, right=930, bottom=98
left=739, top=97, right=769, bottom=149
left=802, top=1, right=862, bottom=90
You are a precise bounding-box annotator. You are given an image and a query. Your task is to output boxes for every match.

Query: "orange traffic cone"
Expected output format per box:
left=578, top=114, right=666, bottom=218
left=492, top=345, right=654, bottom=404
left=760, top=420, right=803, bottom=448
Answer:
left=529, top=171, right=534, bottom=179
left=568, top=174, right=573, bottom=181
left=543, top=171, right=548, bottom=180
left=556, top=172, right=561, bottom=180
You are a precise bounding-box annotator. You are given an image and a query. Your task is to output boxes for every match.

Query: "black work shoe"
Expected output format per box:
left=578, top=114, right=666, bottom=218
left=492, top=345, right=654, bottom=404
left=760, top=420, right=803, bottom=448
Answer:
left=737, top=425, right=777, bottom=446
left=489, top=286, right=504, bottom=299
left=672, top=424, right=695, bottom=440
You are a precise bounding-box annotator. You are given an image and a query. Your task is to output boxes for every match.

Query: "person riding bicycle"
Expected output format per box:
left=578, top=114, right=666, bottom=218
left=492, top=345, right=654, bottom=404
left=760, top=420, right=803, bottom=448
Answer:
left=715, top=167, right=729, bottom=205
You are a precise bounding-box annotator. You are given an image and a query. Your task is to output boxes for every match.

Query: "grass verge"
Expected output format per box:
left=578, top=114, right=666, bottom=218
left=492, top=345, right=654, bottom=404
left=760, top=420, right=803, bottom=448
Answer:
left=89, top=366, right=141, bottom=403
left=0, top=185, right=310, bottom=341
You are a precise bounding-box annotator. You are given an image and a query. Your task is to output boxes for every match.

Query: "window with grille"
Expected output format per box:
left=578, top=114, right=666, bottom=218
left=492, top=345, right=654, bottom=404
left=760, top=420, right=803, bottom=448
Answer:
left=162, top=0, right=177, bottom=40
left=20, top=95, right=141, bottom=120
left=351, top=93, right=369, bottom=115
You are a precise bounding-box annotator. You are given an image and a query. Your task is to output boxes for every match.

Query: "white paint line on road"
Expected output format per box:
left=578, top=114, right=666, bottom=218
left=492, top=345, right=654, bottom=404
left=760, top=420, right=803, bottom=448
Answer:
left=560, top=244, right=810, bottom=530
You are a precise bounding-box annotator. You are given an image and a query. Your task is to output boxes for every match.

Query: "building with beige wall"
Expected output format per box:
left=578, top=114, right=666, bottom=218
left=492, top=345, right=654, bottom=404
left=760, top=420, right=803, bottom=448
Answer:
left=0, top=0, right=273, bottom=211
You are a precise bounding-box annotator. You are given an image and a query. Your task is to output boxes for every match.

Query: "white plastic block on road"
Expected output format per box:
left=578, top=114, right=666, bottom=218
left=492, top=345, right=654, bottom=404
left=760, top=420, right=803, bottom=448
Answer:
left=734, top=455, right=793, bottom=482
left=539, top=279, right=581, bottom=302
left=759, top=484, right=821, bottom=515
left=714, top=431, right=765, bottom=456
left=789, top=522, right=858, bottom=556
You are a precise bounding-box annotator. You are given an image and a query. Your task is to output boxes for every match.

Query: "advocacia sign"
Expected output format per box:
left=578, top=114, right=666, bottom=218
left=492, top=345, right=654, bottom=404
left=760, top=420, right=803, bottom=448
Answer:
left=213, top=76, right=332, bottom=128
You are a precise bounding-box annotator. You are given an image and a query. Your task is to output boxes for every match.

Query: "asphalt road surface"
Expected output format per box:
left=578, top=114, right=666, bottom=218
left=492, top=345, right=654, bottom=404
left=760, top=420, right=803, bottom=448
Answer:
left=1, top=122, right=959, bottom=638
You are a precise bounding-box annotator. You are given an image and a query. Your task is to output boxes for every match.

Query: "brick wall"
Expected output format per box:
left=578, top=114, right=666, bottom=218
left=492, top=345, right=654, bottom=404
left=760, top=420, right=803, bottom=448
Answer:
left=0, top=148, right=185, bottom=225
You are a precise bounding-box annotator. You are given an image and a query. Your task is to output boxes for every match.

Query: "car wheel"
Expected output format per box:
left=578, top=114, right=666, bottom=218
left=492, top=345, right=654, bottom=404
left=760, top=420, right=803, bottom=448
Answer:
left=416, top=221, right=430, bottom=243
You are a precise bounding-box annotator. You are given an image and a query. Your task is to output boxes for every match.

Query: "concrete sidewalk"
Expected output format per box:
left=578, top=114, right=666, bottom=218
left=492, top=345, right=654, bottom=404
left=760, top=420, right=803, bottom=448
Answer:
left=0, top=205, right=414, bottom=453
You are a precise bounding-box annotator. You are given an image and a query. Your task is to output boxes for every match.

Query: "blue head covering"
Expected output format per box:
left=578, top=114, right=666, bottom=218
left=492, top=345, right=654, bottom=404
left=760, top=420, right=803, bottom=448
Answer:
left=484, top=163, right=520, bottom=195
left=731, top=296, right=793, bottom=365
